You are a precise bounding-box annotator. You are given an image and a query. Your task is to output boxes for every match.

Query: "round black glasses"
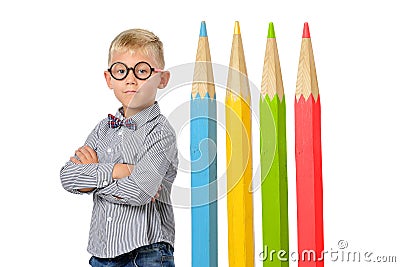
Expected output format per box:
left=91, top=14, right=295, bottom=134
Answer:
left=108, top=61, right=163, bottom=81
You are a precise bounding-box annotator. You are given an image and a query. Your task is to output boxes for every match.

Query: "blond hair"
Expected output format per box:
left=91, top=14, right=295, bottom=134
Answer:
left=108, top=28, right=165, bottom=68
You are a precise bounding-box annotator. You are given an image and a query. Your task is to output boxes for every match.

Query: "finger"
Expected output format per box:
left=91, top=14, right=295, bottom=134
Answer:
left=70, top=157, right=81, bottom=164
left=81, top=146, right=98, bottom=163
left=151, top=197, right=155, bottom=203
left=75, top=150, right=87, bottom=161
left=127, top=164, right=134, bottom=172
left=84, top=146, right=98, bottom=160
left=78, top=147, right=92, bottom=160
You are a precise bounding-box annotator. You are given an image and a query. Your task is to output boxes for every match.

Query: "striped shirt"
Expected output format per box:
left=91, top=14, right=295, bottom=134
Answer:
left=60, top=102, right=178, bottom=258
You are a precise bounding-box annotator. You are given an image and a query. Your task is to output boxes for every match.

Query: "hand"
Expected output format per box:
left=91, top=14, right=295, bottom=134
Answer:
left=79, top=188, right=94, bottom=193
left=151, top=185, right=162, bottom=203
left=69, top=146, right=98, bottom=193
left=112, top=163, right=134, bottom=179
left=70, top=146, right=98, bottom=164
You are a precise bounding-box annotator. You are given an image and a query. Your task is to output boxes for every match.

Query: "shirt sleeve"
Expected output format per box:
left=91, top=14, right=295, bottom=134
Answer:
left=60, top=122, right=114, bottom=194
left=96, top=128, right=178, bottom=205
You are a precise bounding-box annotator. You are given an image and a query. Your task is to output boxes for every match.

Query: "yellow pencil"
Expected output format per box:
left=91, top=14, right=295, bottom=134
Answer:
left=225, top=21, right=254, bottom=267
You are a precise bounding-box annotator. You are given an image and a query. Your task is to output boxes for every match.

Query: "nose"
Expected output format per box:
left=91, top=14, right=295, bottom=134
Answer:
left=125, top=68, right=137, bottom=84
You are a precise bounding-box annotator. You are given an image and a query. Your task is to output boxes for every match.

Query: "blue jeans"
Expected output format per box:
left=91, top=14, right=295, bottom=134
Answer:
left=89, top=242, right=175, bottom=267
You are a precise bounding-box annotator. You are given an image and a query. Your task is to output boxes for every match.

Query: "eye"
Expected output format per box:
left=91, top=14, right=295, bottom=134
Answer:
left=110, top=62, right=128, bottom=78
left=137, top=68, right=148, bottom=74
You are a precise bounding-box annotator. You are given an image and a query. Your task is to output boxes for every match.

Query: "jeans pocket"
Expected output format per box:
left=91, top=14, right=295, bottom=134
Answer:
left=133, top=249, right=162, bottom=267
left=161, top=255, right=174, bottom=266
left=133, top=243, right=175, bottom=267
left=160, top=244, right=175, bottom=266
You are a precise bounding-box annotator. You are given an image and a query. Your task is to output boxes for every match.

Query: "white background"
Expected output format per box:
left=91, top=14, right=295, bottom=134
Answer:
left=1, top=0, right=399, bottom=266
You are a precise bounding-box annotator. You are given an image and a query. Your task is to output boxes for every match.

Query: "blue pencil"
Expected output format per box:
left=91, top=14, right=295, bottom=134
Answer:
left=190, top=21, right=218, bottom=267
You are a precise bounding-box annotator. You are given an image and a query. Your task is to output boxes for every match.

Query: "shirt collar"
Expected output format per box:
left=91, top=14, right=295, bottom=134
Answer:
left=115, top=101, right=160, bottom=130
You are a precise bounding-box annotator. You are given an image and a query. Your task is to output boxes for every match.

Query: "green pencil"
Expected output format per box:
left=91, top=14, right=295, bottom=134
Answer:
left=260, top=22, right=289, bottom=267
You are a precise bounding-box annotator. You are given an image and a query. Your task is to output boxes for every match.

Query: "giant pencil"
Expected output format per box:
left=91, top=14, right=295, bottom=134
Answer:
left=225, top=21, right=254, bottom=267
left=260, top=22, right=289, bottom=267
left=295, top=22, right=324, bottom=267
left=190, top=21, right=218, bottom=267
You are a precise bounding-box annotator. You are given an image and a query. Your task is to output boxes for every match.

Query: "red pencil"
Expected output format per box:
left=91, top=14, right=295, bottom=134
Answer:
left=295, top=22, right=324, bottom=267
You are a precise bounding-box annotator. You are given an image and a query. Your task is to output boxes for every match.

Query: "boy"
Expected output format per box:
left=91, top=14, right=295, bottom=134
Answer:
left=60, top=28, right=178, bottom=267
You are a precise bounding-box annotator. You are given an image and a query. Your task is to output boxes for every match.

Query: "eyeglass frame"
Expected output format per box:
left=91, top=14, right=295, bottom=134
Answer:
left=107, top=61, right=163, bottom=81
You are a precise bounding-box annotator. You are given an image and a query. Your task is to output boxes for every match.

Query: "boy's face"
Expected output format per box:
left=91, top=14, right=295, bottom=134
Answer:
left=104, top=50, right=169, bottom=116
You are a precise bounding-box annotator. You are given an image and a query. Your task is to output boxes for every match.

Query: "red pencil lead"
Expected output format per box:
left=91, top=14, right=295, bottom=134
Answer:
left=302, top=22, right=310, bottom=38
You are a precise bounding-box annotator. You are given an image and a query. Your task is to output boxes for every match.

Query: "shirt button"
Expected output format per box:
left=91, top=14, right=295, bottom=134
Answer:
left=107, top=217, right=112, bottom=222
left=107, top=148, right=112, bottom=153
left=102, top=180, right=108, bottom=186
left=118, top=130, right=123, bottom=136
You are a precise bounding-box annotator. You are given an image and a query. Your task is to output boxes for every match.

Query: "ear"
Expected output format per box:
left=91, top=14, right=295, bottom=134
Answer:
left=158, top=71, right=170, bottom=89
left=104, top=70, right=113, bottom=89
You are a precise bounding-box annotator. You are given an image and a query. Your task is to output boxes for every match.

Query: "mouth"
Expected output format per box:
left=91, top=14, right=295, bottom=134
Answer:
left=124, top=90, right=137, bottom=94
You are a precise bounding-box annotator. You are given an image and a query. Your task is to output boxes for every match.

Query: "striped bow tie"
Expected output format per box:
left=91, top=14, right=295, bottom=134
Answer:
left=108, top=114, right=137, bottom=130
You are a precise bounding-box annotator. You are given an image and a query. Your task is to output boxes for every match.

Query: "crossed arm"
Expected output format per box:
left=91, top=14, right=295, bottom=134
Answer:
left=70, top=145, right=159, bottom=201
